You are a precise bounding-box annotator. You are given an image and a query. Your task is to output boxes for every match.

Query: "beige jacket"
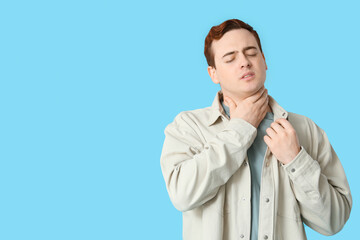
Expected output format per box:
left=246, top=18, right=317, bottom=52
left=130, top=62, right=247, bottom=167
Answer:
left=160, top=90, right=352, bottom=240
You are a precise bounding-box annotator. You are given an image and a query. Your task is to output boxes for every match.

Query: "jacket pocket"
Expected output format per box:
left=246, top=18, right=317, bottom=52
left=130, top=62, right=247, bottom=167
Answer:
left=277, top=195, right=301, bottom=222
left=275, top=214, right=307, bottom=240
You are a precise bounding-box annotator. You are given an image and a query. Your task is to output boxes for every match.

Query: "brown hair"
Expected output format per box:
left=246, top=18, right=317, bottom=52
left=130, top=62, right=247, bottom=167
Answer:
left=204, top=19, right=263, bottom=68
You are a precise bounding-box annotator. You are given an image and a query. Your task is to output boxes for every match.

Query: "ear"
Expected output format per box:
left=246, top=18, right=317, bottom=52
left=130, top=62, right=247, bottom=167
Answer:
left=207, top=66, right=220, bottom=84
left=262, top=52, right=268, bottom=70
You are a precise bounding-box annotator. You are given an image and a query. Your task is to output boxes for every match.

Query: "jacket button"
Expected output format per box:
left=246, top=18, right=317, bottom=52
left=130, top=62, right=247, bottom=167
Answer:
left=243, top=161, right=248, bottom=166
left=265, top=198, right=270, bottom=203
left=264, top=235, right=268, bottom=239
left=240, top=234, right=244, bottom=238
left=291, top=168, right=296, bottom=173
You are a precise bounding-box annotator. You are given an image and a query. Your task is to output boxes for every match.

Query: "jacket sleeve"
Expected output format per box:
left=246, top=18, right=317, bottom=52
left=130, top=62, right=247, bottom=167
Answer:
left=283, top=123, right=352, bottom=235
left=160, top=112, right=257, bottom=212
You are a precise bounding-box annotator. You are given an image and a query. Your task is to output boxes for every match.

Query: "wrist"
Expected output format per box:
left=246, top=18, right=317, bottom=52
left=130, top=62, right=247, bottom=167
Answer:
left=282, top=146, right=301, bottom=165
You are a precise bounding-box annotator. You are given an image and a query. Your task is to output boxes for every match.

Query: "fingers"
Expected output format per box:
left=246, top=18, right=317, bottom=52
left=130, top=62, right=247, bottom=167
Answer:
left=224, top=96, right=237, bottom=111
left=255, top=88, right=268, bottom=103
left=275, top=118, right=293, bottom=130
left=258, top=91, right=268, bottom=107
left=269, top=122, right=284, bottom=133
left=266, top=127, right=276, bottom=139
left=256, top=85, right=265, bottom=94
left=248, top=86, right=266, bottom=103
left=263, top=135, right=271, bottom=146
left=258, top=95, right=268, bottom=111
left=254, top=90, right=269, bottom=119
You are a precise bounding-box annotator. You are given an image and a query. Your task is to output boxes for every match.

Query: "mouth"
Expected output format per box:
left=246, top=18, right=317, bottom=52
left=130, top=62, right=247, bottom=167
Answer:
left=241, top=72, right=255, bottom=80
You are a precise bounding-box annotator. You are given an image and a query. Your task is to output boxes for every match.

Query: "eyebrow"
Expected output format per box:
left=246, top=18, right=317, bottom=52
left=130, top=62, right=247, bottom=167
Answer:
left=221, top=46, right=258, bottom=58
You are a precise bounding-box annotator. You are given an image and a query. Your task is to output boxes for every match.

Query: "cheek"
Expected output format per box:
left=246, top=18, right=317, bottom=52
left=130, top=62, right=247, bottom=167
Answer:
left=218, top=66, right=234, bottom=79
left=259, top=59, right=267, bottom=70
left=255, top=61, right=267, bottom=75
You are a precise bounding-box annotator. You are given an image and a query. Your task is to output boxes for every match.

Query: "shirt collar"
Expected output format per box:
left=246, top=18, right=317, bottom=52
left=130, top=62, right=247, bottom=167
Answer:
left=207, top=90, right=289, bottom=127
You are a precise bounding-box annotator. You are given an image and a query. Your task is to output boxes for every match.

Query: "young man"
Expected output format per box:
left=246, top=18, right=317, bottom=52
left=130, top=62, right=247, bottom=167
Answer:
left=160, top=19, right=352, bottom=240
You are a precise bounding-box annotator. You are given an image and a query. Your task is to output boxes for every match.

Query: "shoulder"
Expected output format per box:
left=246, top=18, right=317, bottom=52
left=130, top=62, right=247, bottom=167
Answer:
left=163, top=107, right=213, bottom=144
left=287, top=111, right=323, bottom=133
left=168, top=106, right=213, bottom=129
left=287, top=111, right=326, bottom=151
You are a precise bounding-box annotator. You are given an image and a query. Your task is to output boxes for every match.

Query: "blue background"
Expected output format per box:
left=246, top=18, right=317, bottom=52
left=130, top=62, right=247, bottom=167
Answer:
left=0, top=0, right=358, bottom=239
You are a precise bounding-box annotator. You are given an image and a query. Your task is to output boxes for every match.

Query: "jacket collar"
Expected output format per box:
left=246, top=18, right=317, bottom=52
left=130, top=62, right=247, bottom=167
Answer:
left=207, top=90, right=289, bottom=126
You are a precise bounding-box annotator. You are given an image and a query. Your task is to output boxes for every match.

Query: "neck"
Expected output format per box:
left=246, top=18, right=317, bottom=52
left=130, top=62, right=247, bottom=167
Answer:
left=221, top=91, right=273, bottom=114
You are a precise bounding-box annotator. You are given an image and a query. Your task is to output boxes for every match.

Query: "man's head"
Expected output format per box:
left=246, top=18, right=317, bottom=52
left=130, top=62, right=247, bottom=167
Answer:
left=204, top=19, right=268, bottom=100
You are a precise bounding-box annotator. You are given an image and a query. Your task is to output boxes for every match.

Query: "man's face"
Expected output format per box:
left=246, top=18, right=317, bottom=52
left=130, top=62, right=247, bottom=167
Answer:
left=208, top=29, right=268, bottom=99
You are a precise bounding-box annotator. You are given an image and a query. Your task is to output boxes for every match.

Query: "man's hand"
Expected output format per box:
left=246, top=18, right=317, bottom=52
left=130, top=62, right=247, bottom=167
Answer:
left=264, top=118, right=301, bottom=165
left=224, top=86, right=269, bottom=128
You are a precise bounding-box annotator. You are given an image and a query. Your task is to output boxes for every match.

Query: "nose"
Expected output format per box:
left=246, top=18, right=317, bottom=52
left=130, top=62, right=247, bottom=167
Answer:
left=239, top=54, right=252, bottom=69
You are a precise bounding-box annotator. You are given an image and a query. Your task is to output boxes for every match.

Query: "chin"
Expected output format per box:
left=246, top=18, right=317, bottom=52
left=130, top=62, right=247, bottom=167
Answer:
left=241, top=84, right=262, bottom=93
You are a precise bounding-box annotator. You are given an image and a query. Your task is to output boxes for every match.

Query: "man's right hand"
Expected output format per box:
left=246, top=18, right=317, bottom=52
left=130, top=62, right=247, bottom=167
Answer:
left=224, top=86, right=269, bottom=128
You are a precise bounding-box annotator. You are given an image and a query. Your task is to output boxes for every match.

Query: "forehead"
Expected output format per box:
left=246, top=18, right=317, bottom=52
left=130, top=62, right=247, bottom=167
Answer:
left=211, top=29, right=259, bottom=57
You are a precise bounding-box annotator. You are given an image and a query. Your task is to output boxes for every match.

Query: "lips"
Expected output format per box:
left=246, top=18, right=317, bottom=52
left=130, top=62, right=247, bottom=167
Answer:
left=241, top=71, right=255, bottom=79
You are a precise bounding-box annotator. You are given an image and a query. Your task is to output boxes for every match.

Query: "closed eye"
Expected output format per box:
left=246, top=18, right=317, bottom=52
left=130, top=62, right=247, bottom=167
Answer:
left=225, top=58, right=234, bottom=63
left=247, top=53, right=257, bottom=57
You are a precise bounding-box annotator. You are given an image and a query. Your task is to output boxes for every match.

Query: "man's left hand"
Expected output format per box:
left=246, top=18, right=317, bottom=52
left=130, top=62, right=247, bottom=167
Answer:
left=264, top=118, right=301, bottom=165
